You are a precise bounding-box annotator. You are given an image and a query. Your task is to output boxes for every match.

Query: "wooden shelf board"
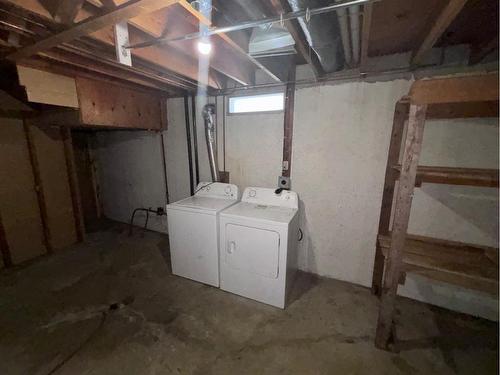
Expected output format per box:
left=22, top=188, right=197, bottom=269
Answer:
left=378, top=234, right=499, bottom=295
left=392, top=165, right=499, bottom=187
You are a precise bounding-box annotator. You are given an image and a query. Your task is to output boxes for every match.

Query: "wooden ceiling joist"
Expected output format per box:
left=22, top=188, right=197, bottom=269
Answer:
left=2, top=0, right=219, bottom=88
left=412, top=0, right=468, bottom=65
left=268, top=0, right=323, bottom=77
left=178, top=0, right=280, bottom=83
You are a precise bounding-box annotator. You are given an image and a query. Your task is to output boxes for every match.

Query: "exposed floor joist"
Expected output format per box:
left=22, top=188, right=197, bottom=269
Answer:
left=7, top=0, right=179, bottom=61
left=412, top=0, right=468, bottom=64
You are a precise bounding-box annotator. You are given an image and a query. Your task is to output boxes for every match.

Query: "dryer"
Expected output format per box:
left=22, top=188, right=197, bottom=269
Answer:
left=219, top=187, right=299, bottom=308
left=166, top=182, right=239, bottom=287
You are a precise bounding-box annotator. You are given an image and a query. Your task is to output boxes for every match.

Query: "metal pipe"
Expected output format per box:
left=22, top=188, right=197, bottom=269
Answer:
left=335, top=0, right=352, bottom=66
left=202, top=104, right=220, bottom=182
left=349, top=5, right=361, bottom=65
left=184, top=96, right=194, bottom=195
left=126, top=0, right=377, bottom=50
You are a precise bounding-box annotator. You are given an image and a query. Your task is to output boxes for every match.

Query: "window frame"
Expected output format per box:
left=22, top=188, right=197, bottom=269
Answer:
left=226, top=91, right=285, bottom=116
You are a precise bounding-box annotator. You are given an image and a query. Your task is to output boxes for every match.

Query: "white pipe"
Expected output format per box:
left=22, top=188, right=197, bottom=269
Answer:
left=349, top=5, right=361, bottom=65
left=335, top=0, right=352, bottom=66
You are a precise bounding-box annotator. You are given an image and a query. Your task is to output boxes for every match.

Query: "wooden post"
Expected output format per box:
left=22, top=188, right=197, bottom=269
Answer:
left=375, top=104, right=427, bottom=350
left=371, top=100, right=409, bottom=295
left=61, top=127, right=85, bottom=242
left=0, top=210, right=12, bottom=267
left=23, top=120, right=53, bottom=253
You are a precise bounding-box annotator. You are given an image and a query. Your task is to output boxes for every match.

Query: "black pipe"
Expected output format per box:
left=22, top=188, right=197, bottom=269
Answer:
left=191, top=95, right=200, bottom=186
left=184, top=96, right=194, bottom=195
left=159, top=132, right=170, bottom=204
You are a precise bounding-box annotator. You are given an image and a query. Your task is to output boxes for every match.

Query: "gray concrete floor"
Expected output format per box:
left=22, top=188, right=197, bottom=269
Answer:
left=0, top=222, right=497, bottom=375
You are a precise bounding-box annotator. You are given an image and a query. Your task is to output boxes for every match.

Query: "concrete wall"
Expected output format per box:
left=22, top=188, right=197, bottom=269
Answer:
left=94, top=77, right=498, bottom=319
left=223, top=79, right=499, bottom=320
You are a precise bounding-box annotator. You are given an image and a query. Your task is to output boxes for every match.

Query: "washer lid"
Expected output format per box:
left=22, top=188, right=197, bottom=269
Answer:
left=167, top=196, right=237, bottom=214
left=220, top=202, right=298, bottom=224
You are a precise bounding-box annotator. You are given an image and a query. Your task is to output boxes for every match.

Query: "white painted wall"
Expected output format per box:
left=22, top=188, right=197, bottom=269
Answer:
left=95, top=98, right=192, bottom=233
left=225, top=79, right=498, bottom=320
left=95, top=131, right=169, bottom=233
left=94, top=76, right=499, bottom=320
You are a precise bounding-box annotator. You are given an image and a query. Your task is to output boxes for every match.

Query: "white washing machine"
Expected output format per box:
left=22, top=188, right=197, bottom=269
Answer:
left=219, top=187, right=299, bottom=308
left=166, top=182, right=239, bottom=287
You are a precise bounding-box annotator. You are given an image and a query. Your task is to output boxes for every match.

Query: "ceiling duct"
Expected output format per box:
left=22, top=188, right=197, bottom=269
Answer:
left=287, top=0, right=345, bottom=73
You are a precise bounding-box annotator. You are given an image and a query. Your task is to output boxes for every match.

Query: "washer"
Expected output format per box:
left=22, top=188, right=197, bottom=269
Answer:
left=166, top=182, right=239, bottom=287
left=219, top=187, right=299, bottom=308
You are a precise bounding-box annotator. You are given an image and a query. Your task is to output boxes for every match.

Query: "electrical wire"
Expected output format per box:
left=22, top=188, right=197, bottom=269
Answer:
left=193, top=182, right=216, bottom=195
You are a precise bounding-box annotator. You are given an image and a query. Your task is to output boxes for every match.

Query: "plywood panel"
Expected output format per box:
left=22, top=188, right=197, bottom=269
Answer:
left=76, top=77, right=164, bottom=130
left=0, top=119, right=46, bottom=263
left=31, top=125, right=77, bottom=249
left=17, top=66, right=79, bottom=108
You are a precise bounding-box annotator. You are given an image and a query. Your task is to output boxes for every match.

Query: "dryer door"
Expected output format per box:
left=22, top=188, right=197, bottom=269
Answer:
left=224, top=224, right=280, bottom=279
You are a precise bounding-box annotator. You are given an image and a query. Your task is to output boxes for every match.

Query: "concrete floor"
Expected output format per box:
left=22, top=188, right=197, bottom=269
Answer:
left=0, top=222, right=497, bottom=375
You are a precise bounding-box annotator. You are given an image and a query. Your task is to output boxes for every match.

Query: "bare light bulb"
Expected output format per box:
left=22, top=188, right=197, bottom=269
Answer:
left=197, top=41, right=212, bottom=55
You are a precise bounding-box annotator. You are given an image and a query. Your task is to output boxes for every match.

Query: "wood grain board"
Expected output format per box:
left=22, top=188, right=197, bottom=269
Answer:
left=76, top=77, right=164, bottom=129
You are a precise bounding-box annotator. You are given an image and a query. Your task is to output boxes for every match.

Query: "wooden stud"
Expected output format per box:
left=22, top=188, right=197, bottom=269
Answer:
left=281, top=66, right=296, bottom=178
left=412, top=0, right=468, bottom=65
left=7, top=0, right=179, bottom=61
left=23, top=120, right=53, bottom=253
left=375, top=104, right=427, bottom=350
left=371, top=100, right=409, bottom=296
left=61, top=127, right=85, bottom=242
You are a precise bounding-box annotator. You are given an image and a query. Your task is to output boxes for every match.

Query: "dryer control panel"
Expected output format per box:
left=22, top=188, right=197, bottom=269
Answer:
left=242, top=187, right=298, bottom=209
left=195, top=182, right=239, bottom=200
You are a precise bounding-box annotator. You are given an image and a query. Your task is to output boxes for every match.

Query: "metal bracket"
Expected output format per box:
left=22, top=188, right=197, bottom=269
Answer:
left=114, top=21, right=132, bottom=66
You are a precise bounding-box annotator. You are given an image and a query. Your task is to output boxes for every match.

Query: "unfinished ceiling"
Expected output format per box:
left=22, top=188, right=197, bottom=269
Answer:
left=0, top=0, right=497, bottom=96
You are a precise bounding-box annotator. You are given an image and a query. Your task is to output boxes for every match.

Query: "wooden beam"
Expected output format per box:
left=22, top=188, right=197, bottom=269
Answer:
left=412, top=0, right=468, bottom=65
left=375, top=104, right=427, bottom=351
left=371, top=100, right=409, bottom=296
left=409, top=73, right=499, bottom=105
left=268, top=0, right=323, bottom=77
left=23, top=120, right=53, bottom=253
left=360, top=3, right=373, bottom=69
left=4, top=0, right=218, bottom=88
left=61, top=127, right=85, bottom=242
left=178, top=0, right=280, bottom=83
left=7, top=0, right=179, bottom=61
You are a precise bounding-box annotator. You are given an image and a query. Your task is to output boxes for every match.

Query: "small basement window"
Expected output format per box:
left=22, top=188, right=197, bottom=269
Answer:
left=228, top=92, right=284, bottom=114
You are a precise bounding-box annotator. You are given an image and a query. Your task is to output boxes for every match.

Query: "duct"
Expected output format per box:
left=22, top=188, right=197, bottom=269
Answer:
left=287, top=0, right=345, bottom=73
left=349, top=5, right=361, bottom=65
left=202, top=104, right=220, bottom=182
left=249, top=25, right=295, bottom=56
left=335, top=0, right=352, bottom=66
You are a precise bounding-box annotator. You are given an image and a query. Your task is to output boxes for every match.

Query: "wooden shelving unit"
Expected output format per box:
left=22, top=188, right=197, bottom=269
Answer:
left=372, top=72, right=499, bottom=351
left=392, top=165, right=499, bottom=187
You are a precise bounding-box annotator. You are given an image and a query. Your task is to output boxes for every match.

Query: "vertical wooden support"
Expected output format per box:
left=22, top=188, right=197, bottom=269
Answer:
left=61, top=127, right=85, bottom=242
left=371, top=100, right=409, bottom=295
left=0, top=210, right=12, bottom=267
left=282, top=66, right=296, bottom=177
left=23, top=120, right=52, bottom=253
left=375, top=104, right=427, bottom=350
